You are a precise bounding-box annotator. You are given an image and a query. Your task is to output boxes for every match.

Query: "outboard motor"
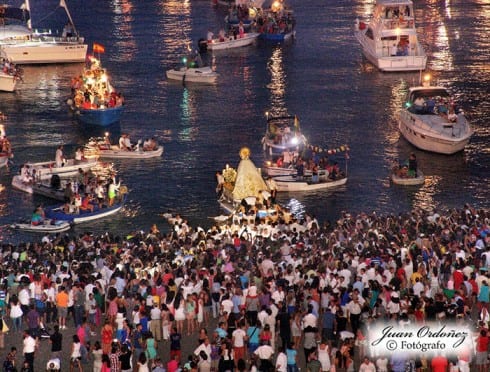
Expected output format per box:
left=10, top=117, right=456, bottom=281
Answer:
left=198, top=38, right=208, bottom=54
left=50, top=174, right=61, bottom=189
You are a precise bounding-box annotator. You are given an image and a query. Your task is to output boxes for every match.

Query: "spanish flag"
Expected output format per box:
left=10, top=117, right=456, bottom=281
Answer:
left=93, top=43, right=105, bottom=54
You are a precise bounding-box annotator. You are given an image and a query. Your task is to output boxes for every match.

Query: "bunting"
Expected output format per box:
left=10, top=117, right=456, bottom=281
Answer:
left=306, top=144, right=350, bottom=155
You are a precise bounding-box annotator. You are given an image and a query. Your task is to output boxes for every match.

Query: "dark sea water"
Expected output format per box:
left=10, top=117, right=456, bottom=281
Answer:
left=0, top=0, right=488, bottom=242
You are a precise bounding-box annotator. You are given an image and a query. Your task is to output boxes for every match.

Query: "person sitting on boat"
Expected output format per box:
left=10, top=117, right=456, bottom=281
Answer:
left=31, top=205, right=45, bottom=226
left=218, top=29, right=226, bottom=42
left=296, top=159, right=305, bottom=180
left=447, top=107, right=458, bottom=122
left=207, top=29, right=214, bottom=43
left=55, top=145, right=65, bottom=168
left=426, top=97, right=436, bottom=113
left=64, top=182, right=75, bottom=204
left=408, top=153, right=418, bottom=178
left=413, top=96, right=426, bottom=113
left=20, top=164, right=33, bottom=184
left=119, top=134, right=131, bottom=151
left=143, top=138, right=158, bottom=151
left=73, top=193, right=82, bottom=214
left=80, top=193, right=95, bottom=213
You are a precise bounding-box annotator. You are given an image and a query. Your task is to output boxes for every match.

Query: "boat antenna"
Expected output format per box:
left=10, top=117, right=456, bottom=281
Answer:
left=59, top=0, right=78, bottom=37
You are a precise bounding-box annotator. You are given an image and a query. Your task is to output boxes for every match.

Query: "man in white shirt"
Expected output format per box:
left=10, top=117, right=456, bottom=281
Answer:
left=23, top=330, right=38, bottom=371
left=254, top=340, right=274, bottom=371
left=193, top=337, right=212, bottom=361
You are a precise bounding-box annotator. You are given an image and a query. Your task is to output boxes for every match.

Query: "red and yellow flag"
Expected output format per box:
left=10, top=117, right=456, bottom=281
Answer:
left=93, top=43, right=105, bottom=54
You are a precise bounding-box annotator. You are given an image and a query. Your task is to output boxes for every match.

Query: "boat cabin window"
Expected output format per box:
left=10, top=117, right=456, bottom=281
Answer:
left=383, top=5, right=411, bottom=19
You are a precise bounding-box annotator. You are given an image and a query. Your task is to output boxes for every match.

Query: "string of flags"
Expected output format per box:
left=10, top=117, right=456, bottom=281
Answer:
left=306, top=144, right=350, bottom=155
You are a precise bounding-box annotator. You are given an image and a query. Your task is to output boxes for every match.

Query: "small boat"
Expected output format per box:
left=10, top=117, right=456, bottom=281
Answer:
left=257, top=5, right=296, bottom=42
left=261, top=114, right=307, bottom=156
left=166, top=52, right=218, bottom=84
left=10, top=219, right=72, bottom=233
left=84, top=136, right=164, bottom=159
left=397, top=75, right=473, bottom=154
left=69, top=54, right=124, bottom=126
left=273, top=173, right=347, bottom=192
left=391, top=169, right=425, bottom=186
left=166, top=66, right=218, bottom=84
left=45, top=193, right=127, bottom=224
left=11, top=175, right=66, bottom=201
left=354, top=0, right=427, bottom=72
left=0, top=1, right=87, bottom=64
left=23, top=157, right=99, bottom=181
left=206, top=33, right=259, bottom=51
left=0, top=66, right=21, bottom=92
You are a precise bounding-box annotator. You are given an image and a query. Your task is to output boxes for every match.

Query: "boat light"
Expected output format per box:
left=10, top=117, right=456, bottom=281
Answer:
left=271, top=1, right=281, bottom=12
left=395, top=28, right=401, bottom=37
left=405, top=102, right=412, bottom=108
left=182, top=57, right=188, bottom=65
left=266, top=161, right=272, bottom=166
left=291, top=137, right=299, bottom=145
left=104, top=132, right=109, bottom=137
left=100, top=74, right=108, bottom=83
left=423, top=73, right=431, bottom=87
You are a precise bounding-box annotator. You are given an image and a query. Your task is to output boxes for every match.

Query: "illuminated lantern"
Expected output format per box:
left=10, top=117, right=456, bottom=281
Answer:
left=271, top=0, right=281, bottom=12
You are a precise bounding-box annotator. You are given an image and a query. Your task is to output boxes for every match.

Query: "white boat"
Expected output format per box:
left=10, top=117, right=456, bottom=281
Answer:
left=354, top=0, right=427, bottom=72
left=84, top=137, right=164, bottom=159
left=24, top=157, right=99, bottom=180
left=261, top=114, right=308, bottom=156
left=206, top=33, right=259, bottom=51
left=397, top=77, right=473, bottom=154
left=166, top=66, right=218, bottom=84
left=0, top=70, right=19, bottom=92
left=391, top=168, right=425, bottom=185
left=11, top=175, right=66, bottom=201
left=0, top=1, right=88, bottom=64
left=273, top=174, right=347, bottom=192
left=10, top=219, right=72, bottom=233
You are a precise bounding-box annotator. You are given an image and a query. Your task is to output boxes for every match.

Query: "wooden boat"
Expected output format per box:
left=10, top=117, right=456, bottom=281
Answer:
left=391, top=169, right=425, bottom=185
left=45, top=194, right=127, bottom=224
left=0, top=1, right=87, bottom=64
left=273, top=174, right=347, bottom=192
left=354, top=0, right=427, bottom=72
left=398, top=76, right=472, bottom=154
left=10, top=219, right=72, bottom=233
left=84, top=137, right=164, bottom=159
left=69, top=55, right=124, bottom=127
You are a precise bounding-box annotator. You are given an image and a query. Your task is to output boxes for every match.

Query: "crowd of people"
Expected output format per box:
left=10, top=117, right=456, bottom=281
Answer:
left=70, top=57, right=124, bottom=111
left=0, top=204, right=488, bottom=371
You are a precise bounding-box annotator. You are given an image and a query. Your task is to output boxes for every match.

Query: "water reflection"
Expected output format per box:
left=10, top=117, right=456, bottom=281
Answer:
left=266, top=46, right=287, bottom=115
left=159, top=0, right=193, bottom=61
left=110, top=0, right=136, bottom=61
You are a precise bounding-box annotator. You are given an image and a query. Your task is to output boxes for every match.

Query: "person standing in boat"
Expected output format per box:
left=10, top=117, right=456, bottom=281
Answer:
left=238, top=22, right=245, bottom=38
left=55, top=145, right=65, bottom=168
left=408, top=153, right=417, bottom=178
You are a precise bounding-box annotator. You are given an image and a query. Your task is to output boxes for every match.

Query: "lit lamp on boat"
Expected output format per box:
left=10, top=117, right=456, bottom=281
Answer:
left=422, top=73, right=431, bottom=87
left=290, top=136, right=299, bottom=145
left=271, top=0, right=282, bottom=12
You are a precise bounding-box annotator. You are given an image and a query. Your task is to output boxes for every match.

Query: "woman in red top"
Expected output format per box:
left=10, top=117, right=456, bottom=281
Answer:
left=476, top=329, right=489, bottom=372
left=101, top=320, right=113, bottom=354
